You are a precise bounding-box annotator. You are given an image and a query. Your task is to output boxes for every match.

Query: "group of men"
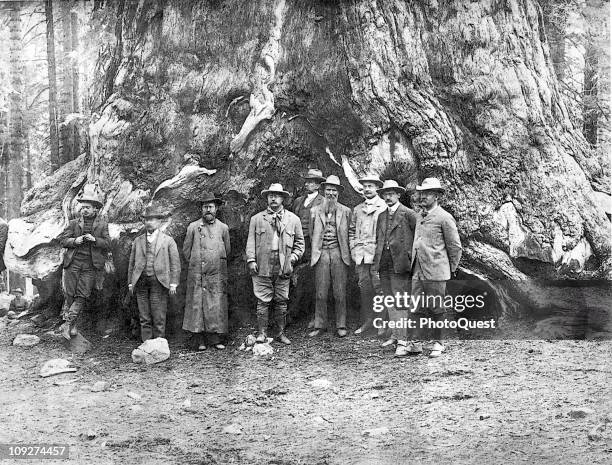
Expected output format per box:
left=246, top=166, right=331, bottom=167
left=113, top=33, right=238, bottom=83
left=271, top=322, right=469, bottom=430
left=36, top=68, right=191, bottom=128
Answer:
left=251, top=169, right=462, bottom=357
left=56, top=168, right=462, bottom=358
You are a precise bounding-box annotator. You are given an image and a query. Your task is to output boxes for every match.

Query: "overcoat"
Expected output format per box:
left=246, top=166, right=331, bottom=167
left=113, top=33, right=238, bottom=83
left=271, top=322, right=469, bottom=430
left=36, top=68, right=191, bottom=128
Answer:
left=182, top=219, right=231, bottom=334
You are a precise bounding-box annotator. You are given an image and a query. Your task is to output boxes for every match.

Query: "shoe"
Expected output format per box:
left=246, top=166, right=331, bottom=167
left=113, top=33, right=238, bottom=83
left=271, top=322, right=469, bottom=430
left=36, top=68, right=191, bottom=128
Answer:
left=308, top=329, right=324, bottom=337
left=214, top=344, right=226, bottom=350
left=198, top=345, right=207, bottom=351
left=277, top=333, right=291, bottom=345
left=59, top=322, right=71, bottom=340
left=408, top=341, right=423, bottom=355
left=428, top=342, right=445, bottom=358
left=337, top=328, right=348, bottom=338
left=256, top=332, right=266, bottom=343
left=307, top=319, right=315, bottom=329
left=380, top=338, right=397, bottom=348
left=354, top=323, right=372, bottom=335
left=69, top=324, right=78, bottom=336
left=394, top=343, right=409, bottom=357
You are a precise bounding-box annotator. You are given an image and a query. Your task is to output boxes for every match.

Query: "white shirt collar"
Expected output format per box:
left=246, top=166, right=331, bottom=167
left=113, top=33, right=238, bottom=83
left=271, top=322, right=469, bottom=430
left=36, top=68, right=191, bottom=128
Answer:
left=388, top=202, right=401, bottom=214
left=304, top=191, right=318, bottom=207
left=146, top=229, right=159, bottom=243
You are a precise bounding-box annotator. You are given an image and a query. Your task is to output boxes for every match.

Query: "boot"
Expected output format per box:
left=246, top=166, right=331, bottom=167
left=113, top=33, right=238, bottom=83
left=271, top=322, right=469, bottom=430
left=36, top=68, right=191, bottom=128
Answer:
left=69, top=322, right=78, bottom=336
left=274, top=302, right=291, bottom=345
left=59, top=322, right=71, bottom=340
left=256, top=303, right=269, bottom=343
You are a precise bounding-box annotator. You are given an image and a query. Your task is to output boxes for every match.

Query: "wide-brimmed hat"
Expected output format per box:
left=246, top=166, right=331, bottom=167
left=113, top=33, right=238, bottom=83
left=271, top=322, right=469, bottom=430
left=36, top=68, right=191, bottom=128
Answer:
left=321, top=175, right=344, bottom=192
left=416, top=177, right=445, bottom=192
left=142, top=205, right=168, bottom=219
left=304, top=169, right=325, bottom=183
left=200, top=192, right=223, bottom=206
left=358, top=173, right=383, bottom=188
left=261, top=183, right=290, bottom=197
left=77, top=184, right=104, bottom=208
left=12, top=288, right=23, bottom=294
left=377, top=179, right=406, bottom=194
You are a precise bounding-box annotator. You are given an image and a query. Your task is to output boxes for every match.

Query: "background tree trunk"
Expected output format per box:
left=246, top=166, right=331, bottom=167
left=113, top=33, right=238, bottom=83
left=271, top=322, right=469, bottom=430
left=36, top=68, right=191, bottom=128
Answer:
left=45, top=0, right=60, bottom=171
left=58, top=0, right=74, bottom=165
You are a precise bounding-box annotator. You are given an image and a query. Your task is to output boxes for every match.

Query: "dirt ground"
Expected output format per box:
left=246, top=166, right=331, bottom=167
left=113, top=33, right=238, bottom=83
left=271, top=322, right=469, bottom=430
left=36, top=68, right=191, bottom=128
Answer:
left=1, top=316, right=611, bottom=465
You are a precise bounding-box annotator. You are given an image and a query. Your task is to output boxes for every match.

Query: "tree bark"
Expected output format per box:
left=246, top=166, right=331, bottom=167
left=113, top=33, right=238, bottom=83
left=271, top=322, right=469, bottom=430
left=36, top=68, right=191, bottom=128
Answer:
left=583, top=36, right=599, bottom=145
left=45, top=0, right=60, bottom=171
left=58, top=0, right=74, bottom=165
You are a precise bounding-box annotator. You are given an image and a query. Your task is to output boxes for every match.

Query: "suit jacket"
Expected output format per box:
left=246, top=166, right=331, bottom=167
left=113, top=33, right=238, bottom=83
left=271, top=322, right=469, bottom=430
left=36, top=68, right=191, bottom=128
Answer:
left=372, top=203, right=417, bottom=274
left=58, top=215, right=111, bottom=270
left=349, top=195, right=387, bottom=265
left=245, top=209, right=305, bottom=277
left=411, top=205, right=462, bottom=280
left=292, top=193, right=324, bottom=236
left=0, top=218, right=8, bottom=272
left=310, top=203, right=352, bottom=267
left=128, top=231, right=181, bottom=289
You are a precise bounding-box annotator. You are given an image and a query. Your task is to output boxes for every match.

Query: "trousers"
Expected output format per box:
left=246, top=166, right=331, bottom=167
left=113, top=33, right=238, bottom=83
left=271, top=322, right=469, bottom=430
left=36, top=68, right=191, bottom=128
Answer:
left=314, top=247, right=348, bottom=330
left=136, top=275, right=169, bottom=341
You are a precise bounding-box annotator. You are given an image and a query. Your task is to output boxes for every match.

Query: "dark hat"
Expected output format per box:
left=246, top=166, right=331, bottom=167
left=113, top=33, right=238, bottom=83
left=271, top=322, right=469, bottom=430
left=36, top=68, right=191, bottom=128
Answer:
left=304, top=168, right=326, bottom=183
left=142, top=205, right=168, bottom=219
left=200, top=192, right=223, bottom=206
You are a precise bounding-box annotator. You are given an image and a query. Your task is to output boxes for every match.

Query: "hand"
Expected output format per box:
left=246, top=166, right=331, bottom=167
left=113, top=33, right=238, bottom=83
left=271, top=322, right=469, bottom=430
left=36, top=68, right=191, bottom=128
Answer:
left=451, top=270, right=459, bottom=279
left=169, top=284, right=177, bottom=295
left=84, top=233, right=96, bottom=242
left=74, top=236, right=84, bottom=245
left=128, top=284, right=133, bottom=295
left=248, top=262, right=258, bottom=276
left=290, top=255, right=298, bottom=266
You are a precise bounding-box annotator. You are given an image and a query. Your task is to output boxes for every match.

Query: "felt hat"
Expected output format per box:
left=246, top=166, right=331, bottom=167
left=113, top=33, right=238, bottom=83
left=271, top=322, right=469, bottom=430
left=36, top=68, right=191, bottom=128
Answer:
left=416, top=177, right=445, bottom=192
left=261, top=183, right=290, bottom=197
left=142, top=205, right=168, bottom=219
left=200, top=192, right=223, bottom=206
left=12, top=288, right=23, bottom=294
left=377, top=179, right=406, bottom=194
left=358, top=173, right=383, bottom=188
left=321, top=175, right=344, bottom=192
left=304, top=169, right=325, bottom=183
left=77, top=184, right=104, bottom=208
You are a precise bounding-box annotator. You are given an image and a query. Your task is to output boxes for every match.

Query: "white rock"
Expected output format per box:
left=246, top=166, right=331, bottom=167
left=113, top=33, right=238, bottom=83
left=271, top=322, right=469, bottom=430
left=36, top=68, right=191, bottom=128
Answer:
left=40, top=359, right=77, bottom=377
left=252, top=342, right=274, bottom=357
left=127, top=391, right=142, bottom=401
left=362, top=426, right=390, bottom=437
left=13, top=334, right=41, bottom=347
left=309, top=378, right=332, bottom=389
left=131, top=338, right=170, bottom=364
left=222, top=423, right=242, bottom=434
left=90, top=381, right=109, bottom=392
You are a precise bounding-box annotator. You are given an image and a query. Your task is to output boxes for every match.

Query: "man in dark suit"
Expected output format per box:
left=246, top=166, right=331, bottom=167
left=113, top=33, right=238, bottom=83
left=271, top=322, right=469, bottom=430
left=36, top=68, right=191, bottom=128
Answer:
left=309, top=175, right=352, bottom=338
left=411, top=178, right=462, bottom=358
left=372, top=180, right=417, bottom=356
left=0, top=205, right=8, bottom=273
left=128, top=205, right=181, bottom=342
left=57, top=187, right=110, bottom=339
left=289, top=168, right=325, bottom=327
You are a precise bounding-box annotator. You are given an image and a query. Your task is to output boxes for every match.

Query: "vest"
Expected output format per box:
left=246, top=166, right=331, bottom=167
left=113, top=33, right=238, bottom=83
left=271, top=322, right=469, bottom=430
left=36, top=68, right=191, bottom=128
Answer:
left=297, top=196, right=317, bottom=237
left=384, top=210, right=394, bottom=250
left=322, top=212, right=339, bottom=249
left=72, top=217, right=94, bottom=265
left=145, top=238, right=155, bottom=276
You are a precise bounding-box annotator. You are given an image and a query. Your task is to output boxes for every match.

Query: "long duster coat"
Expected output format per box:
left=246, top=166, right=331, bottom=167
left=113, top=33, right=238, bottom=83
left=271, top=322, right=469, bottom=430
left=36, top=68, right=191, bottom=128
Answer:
left=182, top=218, right=231, bottom=334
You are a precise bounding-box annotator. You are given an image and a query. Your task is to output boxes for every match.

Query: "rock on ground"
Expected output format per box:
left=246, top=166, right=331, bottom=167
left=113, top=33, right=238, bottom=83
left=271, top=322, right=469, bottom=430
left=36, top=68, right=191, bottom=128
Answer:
left=12, top=334, right=41, bottom=347
left=131, top=338, right=170, bottom=364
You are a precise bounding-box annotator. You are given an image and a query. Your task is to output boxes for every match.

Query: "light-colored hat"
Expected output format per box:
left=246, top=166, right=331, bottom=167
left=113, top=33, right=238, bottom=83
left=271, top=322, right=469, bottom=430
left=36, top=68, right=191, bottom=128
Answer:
left=321, top=175, right=344, bottom=192
left=77, top=184, right=104, bottom=208
left=304, top=169, right=325, bottom=183
left=261, top=183, right=290, bottom=197
left=377, top=179, right=406, bottom=194
left=358, top=173, right=383, bottom=188
left=12, top=288, right=23, bottom=294
left=416, top=177, right=445, bottom=192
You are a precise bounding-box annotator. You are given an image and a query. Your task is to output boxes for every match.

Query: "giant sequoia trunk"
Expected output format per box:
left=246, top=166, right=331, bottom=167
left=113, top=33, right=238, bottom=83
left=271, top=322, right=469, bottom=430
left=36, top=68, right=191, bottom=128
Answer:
left=6, top=0, right=611, bottom=334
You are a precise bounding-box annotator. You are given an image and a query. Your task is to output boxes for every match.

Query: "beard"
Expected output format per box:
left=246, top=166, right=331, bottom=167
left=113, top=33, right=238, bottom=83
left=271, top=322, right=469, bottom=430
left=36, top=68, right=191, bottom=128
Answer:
left=203, top=212, right=216, bottom=223
left=323, top=197, right=337, bottom=215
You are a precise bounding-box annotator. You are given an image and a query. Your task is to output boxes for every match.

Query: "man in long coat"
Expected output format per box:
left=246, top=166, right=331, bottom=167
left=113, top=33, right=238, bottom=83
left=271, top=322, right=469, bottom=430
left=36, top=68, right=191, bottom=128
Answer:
left=372, top=180, right=418, bottom=357
left=182, top=193, right=231, bottom=350
left=246, top=183, right=304, bottom=344
left=289, top=168, right=325, bottom=326
left=349, top=174, right=387, bottom=336
left=411, top=177, right=462, bottom=358
left=0, top=205, right=8, bottom=273
left=309, top=175, right=352, bottom=338
left=128, top=205, right=181, bottom=342
left=57, top=188, right=110, bottom=339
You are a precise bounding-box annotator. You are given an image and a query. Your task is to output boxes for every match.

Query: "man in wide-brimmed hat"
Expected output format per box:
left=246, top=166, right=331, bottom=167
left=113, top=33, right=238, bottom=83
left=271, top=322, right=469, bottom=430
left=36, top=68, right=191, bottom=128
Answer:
left=309, top=175, right=352, bottom=338
left=9, top=288, right=29, bottom=315
left=289, top=168, right=325, bottom=326
left=0, top=201, right=7, bottom=273
left=410, top=177, right=462, bottom=358
left=246, top=183, right=304, bottom=344
left=372, top=180, right=418, bottom=356
left=57, top=185, right=110, bottom=339
left=349, top=173, right=387, bottom=336
left=182, top=193, right=231, bottom=351
left=128, top=204, right=181, bottom=342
